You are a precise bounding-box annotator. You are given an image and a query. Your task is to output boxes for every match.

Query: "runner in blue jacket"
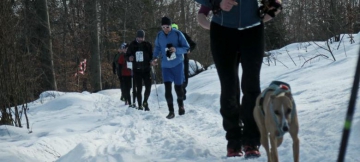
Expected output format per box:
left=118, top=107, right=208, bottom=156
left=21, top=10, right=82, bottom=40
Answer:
left=152, top=16, right=189, bottom=119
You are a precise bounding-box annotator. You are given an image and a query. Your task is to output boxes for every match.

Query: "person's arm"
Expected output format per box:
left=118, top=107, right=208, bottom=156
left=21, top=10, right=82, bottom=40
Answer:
left=148, top=42, right=153, bottom=60
left=175, top=32, right=190, bottom=55
left=125, top=43, right=134, bottom=62
left=112, top=54, right=118, bottom=74
left=151, top=35, right=161, bottom=66
left=195, top=0, right=222, bottom=15
left=260, top=0, right=282, bottom=23
left=194, top=0, right=219, bottom=8
left=153, top=35, right=161, bottom=59
left=118, top=55, right=124, bottom=76
left=112, top=61, right=116, bottom=74
left=197, top=5, right=211, bottom=30
left=183, top=33, right=196, bottom=52
left=197, top=13, right=210, bottom=30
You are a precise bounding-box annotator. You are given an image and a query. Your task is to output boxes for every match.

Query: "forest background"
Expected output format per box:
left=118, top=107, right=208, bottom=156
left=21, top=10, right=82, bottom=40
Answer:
left=0, top=0, right=359, bottom=127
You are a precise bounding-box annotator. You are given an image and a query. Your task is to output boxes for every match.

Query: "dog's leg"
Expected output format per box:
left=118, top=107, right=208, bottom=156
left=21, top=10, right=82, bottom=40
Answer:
left=260, top=128, right=270, bottom=162
left=277, top=137, right=283, bottom=147
left=254, top=105, right=271, bottom=161
left=270, top=134, right=279, bottom=162
left=290, top=133, right=300, bottom=162
left=290, top=115, right=300, bottom=162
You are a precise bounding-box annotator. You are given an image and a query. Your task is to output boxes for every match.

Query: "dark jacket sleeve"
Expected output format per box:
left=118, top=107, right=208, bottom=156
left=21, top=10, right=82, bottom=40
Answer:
left=183, top=32, right=197, bottom=52
left=125, top=42, right=134, bottom=62
left=112, top=54, right=117, bottom=74
left=146, top=41, right=153, bottom=62
left=112, top=62, right=116, bottom=74
left=118, top=55, right=125, bottom=77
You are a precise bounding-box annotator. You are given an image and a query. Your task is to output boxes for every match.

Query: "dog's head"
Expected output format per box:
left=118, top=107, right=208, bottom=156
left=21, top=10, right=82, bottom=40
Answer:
left=270, top=91, right=294, bottom=135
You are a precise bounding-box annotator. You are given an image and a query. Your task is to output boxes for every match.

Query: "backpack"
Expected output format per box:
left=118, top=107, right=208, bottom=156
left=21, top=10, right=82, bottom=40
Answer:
left=113, top=53, right=121, bottom=69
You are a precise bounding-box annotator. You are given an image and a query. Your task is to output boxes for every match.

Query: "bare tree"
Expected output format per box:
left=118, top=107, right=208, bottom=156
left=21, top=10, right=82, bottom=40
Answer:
left=85, top=0, right=102, bottom=92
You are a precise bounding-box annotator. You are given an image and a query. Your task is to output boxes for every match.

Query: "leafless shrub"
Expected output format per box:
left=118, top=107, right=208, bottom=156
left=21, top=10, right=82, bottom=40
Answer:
left=301, top=54, right=330, bottom=67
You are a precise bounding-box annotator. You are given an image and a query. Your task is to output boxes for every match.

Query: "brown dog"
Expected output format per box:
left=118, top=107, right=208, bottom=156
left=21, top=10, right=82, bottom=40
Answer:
left=253, top=81, right=299, bottom=162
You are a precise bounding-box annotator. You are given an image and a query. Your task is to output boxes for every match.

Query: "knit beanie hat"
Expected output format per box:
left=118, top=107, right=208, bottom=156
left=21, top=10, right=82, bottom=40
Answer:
left=136, top=30, right=145, bottom=38
left=120, top=42, right=128, bottom=49
left=161, top=17, right=172, bottom=26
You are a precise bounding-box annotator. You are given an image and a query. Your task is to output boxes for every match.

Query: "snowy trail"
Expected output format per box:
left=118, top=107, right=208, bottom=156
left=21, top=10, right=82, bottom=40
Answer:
left=0, top=33, right=359, bottom=162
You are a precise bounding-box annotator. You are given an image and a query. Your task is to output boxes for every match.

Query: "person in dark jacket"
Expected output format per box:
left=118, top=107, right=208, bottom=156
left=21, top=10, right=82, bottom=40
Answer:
left=195, top=0, right=282, bottom=158
left=126, top=30, right=153, bottom=111
left=113, top=43, right=128, bottom=101
left=151, top=17, right=190, bottom=119
left=171, top=22, right=196, bottom=100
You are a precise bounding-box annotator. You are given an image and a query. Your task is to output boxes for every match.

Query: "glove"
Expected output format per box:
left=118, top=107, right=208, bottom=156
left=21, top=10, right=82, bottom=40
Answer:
left=166, top=43, right=173, bottom=58
left=259, top=0, right=282, bottom=18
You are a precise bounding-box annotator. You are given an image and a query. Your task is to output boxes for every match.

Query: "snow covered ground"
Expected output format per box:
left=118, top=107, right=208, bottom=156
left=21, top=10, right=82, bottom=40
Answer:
left=0, top=33, right=359, bottom=162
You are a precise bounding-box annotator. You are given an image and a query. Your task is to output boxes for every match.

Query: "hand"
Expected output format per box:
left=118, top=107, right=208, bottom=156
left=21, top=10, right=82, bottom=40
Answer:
left=169, top=47, right=176, bottom=53
left=260, top=0, right=282, bottom=22
left=151, top=59, right=158, bottom=66
left=263, top=8, right=281, bottom=22
left=220, top=0, right=238, bottom=12
left=129, top=56, right=134, bottom=62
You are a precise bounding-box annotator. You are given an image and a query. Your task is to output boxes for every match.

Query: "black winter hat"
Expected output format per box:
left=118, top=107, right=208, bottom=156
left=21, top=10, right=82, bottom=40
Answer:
left=136, top=30, right=145, bottom=38
left=161, top=17, right=172, bottom=26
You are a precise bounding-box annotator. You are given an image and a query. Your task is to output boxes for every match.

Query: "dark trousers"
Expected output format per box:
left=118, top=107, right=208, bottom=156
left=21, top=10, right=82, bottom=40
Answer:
left=134, top=70, right=152, bottom=107
left=164, top=82, right=184, bottom=112
left=122, top=76, right=132, bottom=104
left=210, top=22, right=264, bottom=147
left=119, top=77, right=125, bottom=98
left=183, top=55, right=189, bottom=96
left=132, top=75, right=137, bottom=105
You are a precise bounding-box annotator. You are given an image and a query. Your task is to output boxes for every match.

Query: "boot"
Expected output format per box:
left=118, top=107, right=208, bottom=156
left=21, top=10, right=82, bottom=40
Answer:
left=243, top=145, right=261, bottom=159
left=227, top=148, right=243, bottom=157
left=177, top=98, right=185, bottom=115
left=166, top=112, right=175, bottom=119
left=166, top=103, right=175, bottom=119
left=227, top=140, right=243, bottom=157
left=143, top=101, right=150, bottom=111
left=130, top=103, right=136, bottom=108
left=179, top=106, right=185, bottom=115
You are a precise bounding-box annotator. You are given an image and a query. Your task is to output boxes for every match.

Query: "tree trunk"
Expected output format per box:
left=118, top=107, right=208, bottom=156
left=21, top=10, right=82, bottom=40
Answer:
left=180, top=0, right=187, bottom=32
left=85, top=0, right=102, bottom=92
left=35, top=0, right=57, bottom=91
left=62, top=0, right=69, bottom=90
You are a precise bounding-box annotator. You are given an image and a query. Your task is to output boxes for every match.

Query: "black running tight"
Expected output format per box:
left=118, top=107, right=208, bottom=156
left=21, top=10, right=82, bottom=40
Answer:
left=164, top=82, right=184, bottom=112
left=210, top=22, right=264, bottom=146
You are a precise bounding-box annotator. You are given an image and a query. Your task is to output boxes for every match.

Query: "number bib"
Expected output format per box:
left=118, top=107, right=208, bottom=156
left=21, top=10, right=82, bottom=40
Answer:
left=127, top=62, right=132, bottom=69
left=135, top=51, right=144, bottom=62
left=165, top=48, right=176, bottom=61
